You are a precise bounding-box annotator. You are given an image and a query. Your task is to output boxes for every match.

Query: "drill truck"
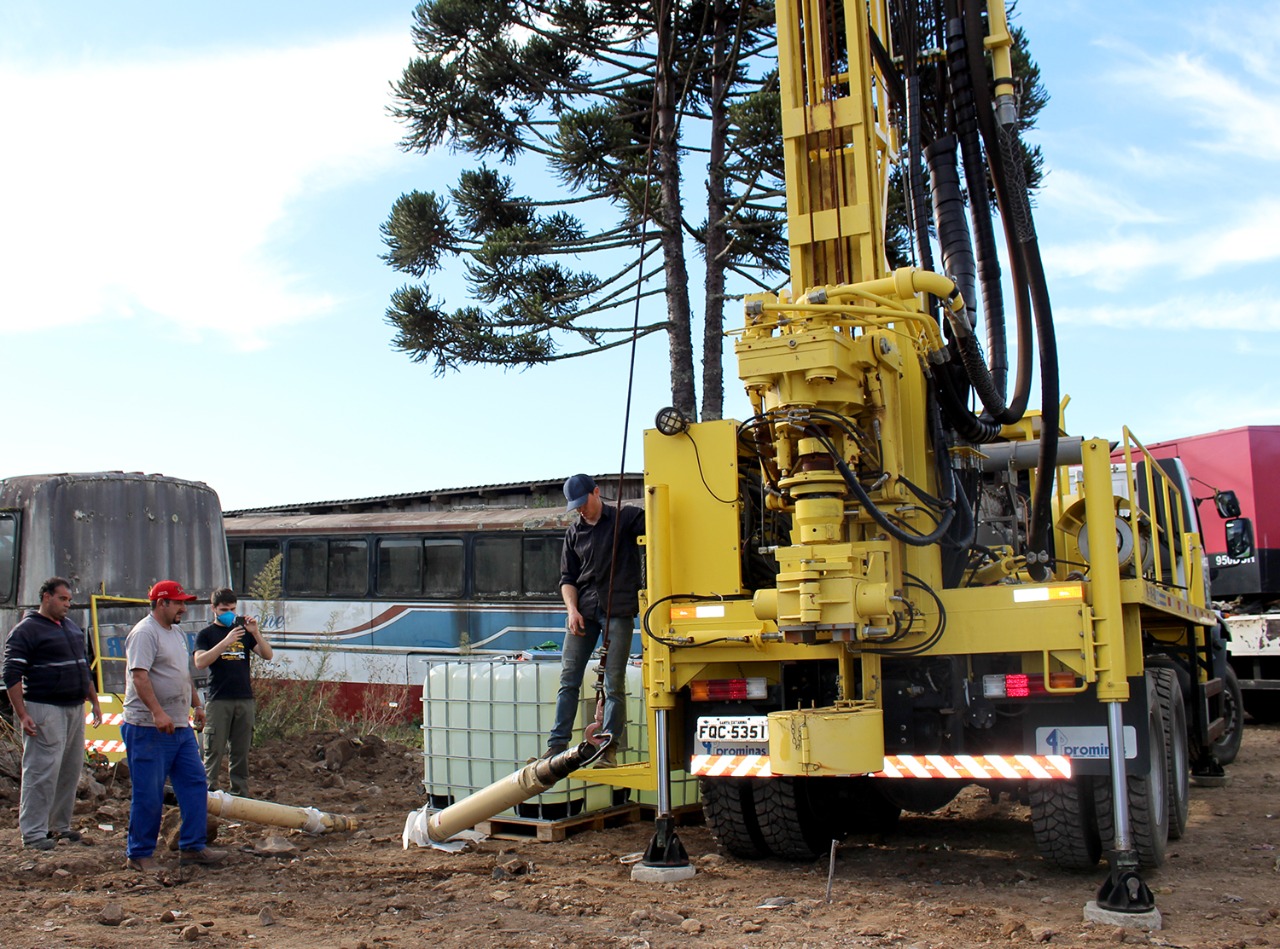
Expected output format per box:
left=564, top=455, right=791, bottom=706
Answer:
left=633, top=0, right=1231, bottom=909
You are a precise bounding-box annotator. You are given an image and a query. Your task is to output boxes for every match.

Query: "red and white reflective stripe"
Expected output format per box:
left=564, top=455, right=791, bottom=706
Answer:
left=87, top=712, right=125, bottom=726
left=691, top=753, right=1071, bottom=780
left=690, top=754, right=774, bottom=778
left=874, top=754, right=1071, bottom=780
left=85, top=739, right=126, bottom=753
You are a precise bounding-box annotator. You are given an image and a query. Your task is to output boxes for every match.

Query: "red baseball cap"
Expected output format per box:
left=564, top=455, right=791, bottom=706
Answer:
left=148, top=580, right=198, bottom=602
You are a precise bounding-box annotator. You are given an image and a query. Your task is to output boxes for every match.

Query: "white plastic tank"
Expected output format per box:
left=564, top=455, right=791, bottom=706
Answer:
left=422, top=655, right=618, bottom=820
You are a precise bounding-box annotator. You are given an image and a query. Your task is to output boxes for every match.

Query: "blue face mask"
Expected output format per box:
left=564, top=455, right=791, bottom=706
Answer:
left=217, top=610, right=238, bottom=627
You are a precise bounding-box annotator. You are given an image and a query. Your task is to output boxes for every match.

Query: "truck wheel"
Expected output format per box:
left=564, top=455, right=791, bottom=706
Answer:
left=1212, top=665, right=1244, bottom=765
left=699, top=777, right=767, bottom=858
left=752, top=776, right=829, bottom=861
left=1094, top=673, right=1170, bottom=869
left=1151, top=667, right=1190, bottom=839
left=1029, top=774, right=1102, bottom=870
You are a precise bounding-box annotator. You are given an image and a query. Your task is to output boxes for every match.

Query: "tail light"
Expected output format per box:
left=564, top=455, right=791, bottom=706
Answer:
left=689, top=677, right=768, bottom=701
left=982, top=672, right=1079, bottom=698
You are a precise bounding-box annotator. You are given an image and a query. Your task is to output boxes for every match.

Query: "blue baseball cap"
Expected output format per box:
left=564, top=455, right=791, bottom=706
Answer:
left=563, top=473, right=596, bottom=511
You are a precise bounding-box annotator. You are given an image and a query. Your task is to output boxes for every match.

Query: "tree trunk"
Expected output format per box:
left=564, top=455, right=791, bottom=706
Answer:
left=700, top=0, right=730, bottom=422
left=656, top=3, right=698, bottom=421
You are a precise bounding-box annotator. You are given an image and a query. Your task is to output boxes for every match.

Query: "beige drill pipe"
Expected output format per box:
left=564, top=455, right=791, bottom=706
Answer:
left=207, top=791, right=358, bottom=833
left=426, top=742, right=603, bottom=844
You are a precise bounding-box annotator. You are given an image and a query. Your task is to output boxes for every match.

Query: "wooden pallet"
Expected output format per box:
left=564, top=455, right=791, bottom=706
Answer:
left=476, top=803, right=644, bottom=842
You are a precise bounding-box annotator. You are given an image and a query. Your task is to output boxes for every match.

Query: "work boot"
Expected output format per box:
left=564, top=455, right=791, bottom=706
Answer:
left=526, top=744, right=566, bottom=764
left=49, top=829, right=82, bottom=843
left=126, top=856, right=160, bottom=872
left=594, top=743, right=618, bottom=768
left=178, top=847, right=227, bottom=866
left=23, top=837, right=56, bottom=851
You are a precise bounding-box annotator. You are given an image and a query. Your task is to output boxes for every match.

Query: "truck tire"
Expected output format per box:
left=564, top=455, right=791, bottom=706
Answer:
left=1094, top=673, right=1170, bottom=869
left=1151, top=667, right=1190, bottom=839
left=699, top=777, right=767, bottom=858
left=752, top=776, right=829, bottom=861
left=1029, top=774, right=1102, bottom=870
left=1212, top=665, right=1244, bottom=765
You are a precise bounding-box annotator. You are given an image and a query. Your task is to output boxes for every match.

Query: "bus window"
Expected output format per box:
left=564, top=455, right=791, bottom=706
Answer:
left=474, top=535, right=521, bottom=598
left=329, top=540, right=369, bottom=597
left=229, top=540, right=281, bottom=593
left=286, top=540, right=328, bottom=596
left=522, top=535, right=560, bottom=597
left=377, top=538, right=422, bottom=597
left=244, top=541, right=281, bottom=593
left=0, top=512, right=16, bottom=603
left=424, top=539, right=463, bottom=597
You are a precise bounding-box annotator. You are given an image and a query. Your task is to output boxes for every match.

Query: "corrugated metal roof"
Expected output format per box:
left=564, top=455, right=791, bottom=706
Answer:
left=225, top=508, right=580, bottom=534
left=223, top=472, right=644, bottom=517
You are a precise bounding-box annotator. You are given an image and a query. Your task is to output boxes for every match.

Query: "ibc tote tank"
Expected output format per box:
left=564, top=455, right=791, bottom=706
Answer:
left=421, top=655, right=615, bottom=821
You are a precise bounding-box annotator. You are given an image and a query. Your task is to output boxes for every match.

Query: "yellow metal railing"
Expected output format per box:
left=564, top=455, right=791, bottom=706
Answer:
left=89, top=594, right=149, bottom=697
left=1114, top=427, right=1199, bottom=595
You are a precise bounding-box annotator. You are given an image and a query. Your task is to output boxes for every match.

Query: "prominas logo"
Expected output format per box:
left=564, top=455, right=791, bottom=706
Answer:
left=1036, top=725, right=1137, bottom=759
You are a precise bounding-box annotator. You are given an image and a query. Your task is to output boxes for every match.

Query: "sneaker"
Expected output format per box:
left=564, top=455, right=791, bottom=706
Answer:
left=178, top=847, right=227, bottom=866
left=127, top=856, right=160, bottom=872
left=23, top=837, right=56, bottom=851
left=49, top=829, right=82, bottom=843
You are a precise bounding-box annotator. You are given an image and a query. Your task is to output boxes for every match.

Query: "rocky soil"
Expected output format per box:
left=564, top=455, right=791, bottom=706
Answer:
left=1, top=724, right=1277, bottom=949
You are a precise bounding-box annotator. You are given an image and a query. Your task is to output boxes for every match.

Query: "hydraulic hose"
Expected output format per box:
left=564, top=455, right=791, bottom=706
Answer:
left=927, top=135, right=1022, bottom=426
left=944, top=11, right=1012, bottom=400
left=962, top=1, right=1060, bottom=564
left=926, top=136, right=977, bottom=335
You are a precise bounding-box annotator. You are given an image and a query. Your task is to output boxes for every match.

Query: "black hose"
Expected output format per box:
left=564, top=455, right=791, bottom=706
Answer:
left=944, top=11, right=1009, bottom=399
left=961, top=3, right=1059, bottom=566
left=925, top=135, right=977, bottom=335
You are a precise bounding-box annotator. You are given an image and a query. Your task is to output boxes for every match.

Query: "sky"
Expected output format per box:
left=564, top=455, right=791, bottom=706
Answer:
left=1, top=1, right=1275, bottom=511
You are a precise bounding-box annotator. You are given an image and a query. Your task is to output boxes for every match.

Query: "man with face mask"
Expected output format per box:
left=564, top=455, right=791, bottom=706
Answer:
left=193, top=588, right=272, bottom=797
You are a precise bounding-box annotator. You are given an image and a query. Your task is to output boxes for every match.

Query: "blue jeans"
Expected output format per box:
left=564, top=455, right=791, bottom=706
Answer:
left=122, top=723, right=209, bottom=858
left=549, top=615, right=631, bottom=750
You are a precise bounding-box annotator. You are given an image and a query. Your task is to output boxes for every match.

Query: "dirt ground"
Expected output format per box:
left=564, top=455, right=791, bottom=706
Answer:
left=1, top=724, right=1277, bottom=949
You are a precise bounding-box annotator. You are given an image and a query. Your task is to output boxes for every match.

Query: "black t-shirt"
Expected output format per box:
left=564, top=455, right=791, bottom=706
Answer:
left=195, top=622, right=260, bottom=702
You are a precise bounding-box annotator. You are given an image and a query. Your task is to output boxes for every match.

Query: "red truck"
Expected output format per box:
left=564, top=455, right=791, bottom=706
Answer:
left=1139, top=426, right=1280, bottom=724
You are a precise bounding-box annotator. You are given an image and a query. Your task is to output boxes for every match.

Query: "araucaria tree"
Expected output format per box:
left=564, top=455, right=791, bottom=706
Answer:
left=381, top=0, right=781, bottom=422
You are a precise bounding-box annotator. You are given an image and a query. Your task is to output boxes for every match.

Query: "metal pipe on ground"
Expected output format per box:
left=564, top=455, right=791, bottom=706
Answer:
left=207, top=790, right=357, bottom=833
left=426, top=739, right=607, bottom=844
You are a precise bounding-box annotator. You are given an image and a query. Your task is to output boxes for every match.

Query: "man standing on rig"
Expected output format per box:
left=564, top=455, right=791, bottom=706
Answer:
left=544, top=474, right=644, bottom=767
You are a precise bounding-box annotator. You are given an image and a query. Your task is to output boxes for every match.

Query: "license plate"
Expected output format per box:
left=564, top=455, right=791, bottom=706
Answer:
left=696, top=715, right=769, bottom=744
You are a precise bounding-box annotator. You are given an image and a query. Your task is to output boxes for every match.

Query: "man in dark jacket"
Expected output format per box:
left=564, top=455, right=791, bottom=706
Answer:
left=546, top=474, right=644, bottom=767
left=2, top=577, right=102, bottom=850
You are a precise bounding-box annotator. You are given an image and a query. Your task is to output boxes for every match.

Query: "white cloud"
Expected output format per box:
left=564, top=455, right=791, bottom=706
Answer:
left=1111, top=43, right=1280, bottom=161
left=1043, top=197, right=1280, bottom=291
left=1038, top=168, right=1167, bottom=227
left=1054, top=291, right=1280, bottom=332
left=0, top=31, right=414, bottom=346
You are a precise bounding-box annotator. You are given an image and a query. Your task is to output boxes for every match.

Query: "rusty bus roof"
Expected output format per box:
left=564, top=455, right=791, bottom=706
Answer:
left=222, top=473, right=644, bottom=517
left=223, top=507, right=585, bottom=535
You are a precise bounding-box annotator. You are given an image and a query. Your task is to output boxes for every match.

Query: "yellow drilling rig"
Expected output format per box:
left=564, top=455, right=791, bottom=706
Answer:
left=627, top=0, right=1238, bottom=918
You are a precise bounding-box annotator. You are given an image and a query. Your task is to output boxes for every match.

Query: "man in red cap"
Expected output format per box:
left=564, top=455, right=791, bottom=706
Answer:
left=122, top=580, right=226, bottom=873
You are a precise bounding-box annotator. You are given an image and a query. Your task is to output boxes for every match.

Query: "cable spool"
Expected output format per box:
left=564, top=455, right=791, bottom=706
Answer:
left=1058, top=495, right=1154, bottom=576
